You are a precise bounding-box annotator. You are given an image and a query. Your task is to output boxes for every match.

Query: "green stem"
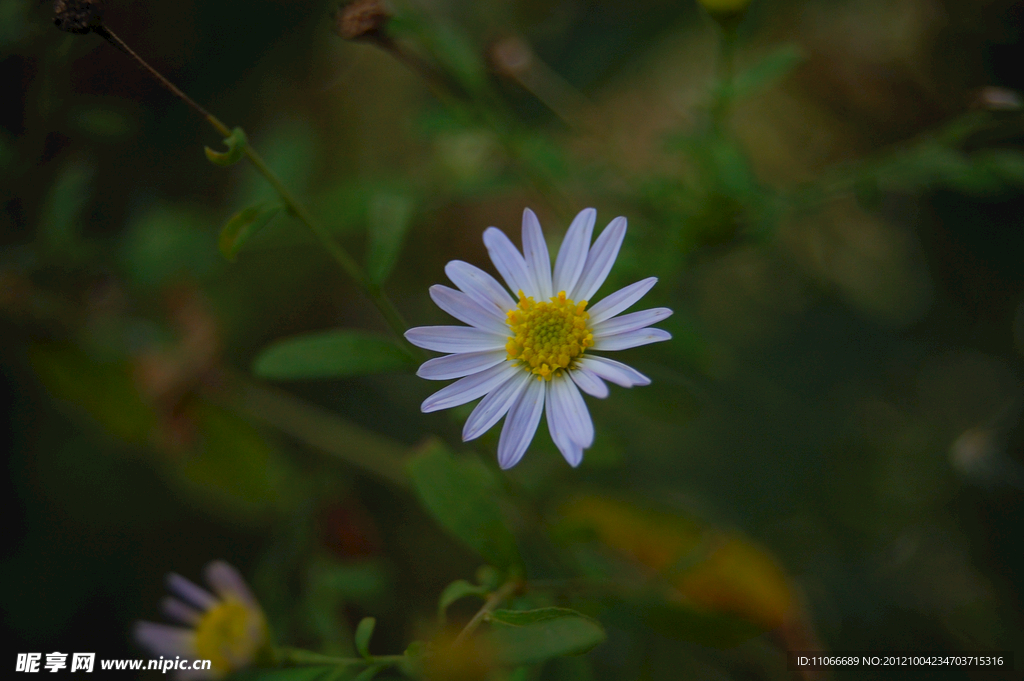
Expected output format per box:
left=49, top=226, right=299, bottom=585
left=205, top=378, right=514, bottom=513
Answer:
left=453, top=578, right=521, bottom=645
left=95, top=22, right=418, bottom=355
left=710, top=23, right=737, bottom=136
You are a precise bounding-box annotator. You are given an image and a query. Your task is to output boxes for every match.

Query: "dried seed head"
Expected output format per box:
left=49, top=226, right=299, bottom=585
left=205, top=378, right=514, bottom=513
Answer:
left=335, top=0, right=391, bottom=41
left=53, top=0, right=104, bottom=34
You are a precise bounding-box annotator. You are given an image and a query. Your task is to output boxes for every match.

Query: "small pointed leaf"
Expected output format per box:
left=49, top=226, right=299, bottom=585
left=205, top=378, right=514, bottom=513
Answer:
left=354, top=616, right=375, bottom=660
left=253, top=330, right=414, bottom=380
left=205, top=127, right=248, bottom=166
left=220, top=202, right=283, bottom=261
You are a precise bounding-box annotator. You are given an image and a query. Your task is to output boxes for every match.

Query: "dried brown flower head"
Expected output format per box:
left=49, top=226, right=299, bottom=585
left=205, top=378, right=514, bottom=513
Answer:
left=53, top=0, right=104, bottom=34
left=335, top=0, right=391, bottom=41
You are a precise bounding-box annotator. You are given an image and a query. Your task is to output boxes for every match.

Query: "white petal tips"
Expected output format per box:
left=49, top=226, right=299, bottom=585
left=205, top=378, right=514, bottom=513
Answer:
left=445, top=260, right=516, bottom=314
left=498, top=377, right=545, bottom=469
left=483, top=227, right=534, bottom=299
left=416, top=350, right=506, bottom=380
left=429, top=285, right=508, bottom=334
left=570, top=216, right=627, bottom=303
left=421, top=361, right=519, bottom=413
left=591, top=327, right=672, bottom=351
left=553, top=208, right=596, bottom=295
left=548, top=376, right=594, bottom=449
left=587, top=277, right=658, bottom=324
left=578, top=356, right=651, bottom=387
left=592, top=307, right=673, bottom=337
left=405, top=325, right=507, bottom=353
left=463, top=371, right=531, bottom=441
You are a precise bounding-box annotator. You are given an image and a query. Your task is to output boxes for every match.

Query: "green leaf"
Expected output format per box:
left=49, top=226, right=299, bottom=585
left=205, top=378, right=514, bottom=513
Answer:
left=486, top=608, right=606, bottom=665
left=253, top=330, right=414, bottom=380
left=437, top=579, right=487, bottom=622
left=365, top=191, right=416, bottom=286
left=220, top=202, right=284, bottom=261
left=354, top=617, right=375, bottom=660
left=730, top=44, right=804, bottom=100
left=405, top=440, right=523, bottom=570
left=205, top=127, right=248, bottom=166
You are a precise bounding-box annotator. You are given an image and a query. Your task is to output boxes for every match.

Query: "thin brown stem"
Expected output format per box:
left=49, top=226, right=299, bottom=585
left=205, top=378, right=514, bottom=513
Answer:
left=93, top=24, right=231, bottom=138
left=453, top=578, right=521, bottom=646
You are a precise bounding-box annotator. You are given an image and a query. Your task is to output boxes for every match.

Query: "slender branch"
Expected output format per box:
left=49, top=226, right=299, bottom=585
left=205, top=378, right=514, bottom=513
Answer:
left=453, top=578, right=521, bottom=646
left=93, top=25, right=231, bottom=138
left=88, top=21, right=419, bottom=354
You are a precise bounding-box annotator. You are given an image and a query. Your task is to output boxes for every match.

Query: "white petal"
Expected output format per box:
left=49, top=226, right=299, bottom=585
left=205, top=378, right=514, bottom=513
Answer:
left=591, top=328, right=671, bottom=351
left=161, top=597, right=202, bottom=626
left=445, top=260, right=516, bottom=314
left=416, top=350, right=506, bottom=380
left=545, top=390, right=583, bottom=467
left=483, top=228, right=533, bottom=299
left=570, top=216, right=627, bottom=303
left=134, top=622, right=197, bottom=658
left=497, top=377, right=545, bottom=469
left=422, top=361, right=519, bottom=413
left=463, top=371, right=531, bottom=441
left=429, top=285, right=508, bottom=334
left=578, top=356, right=651, bottom=387
left=548, top=375, right=594, bottom=447
left=205, top=561, right=258, bottom=609
left=569, top=365, right=609, bottom=398
left=553, top=208, right=596, bottom=295
left=405, top=326, right=506, bottom=353
left=522, top=209, right=553, bottom=299
left=593, top=308, right=673, bottom=336
left=166, top=573, right=217, bottom=611
left=587, top=277, right=658, bottom=324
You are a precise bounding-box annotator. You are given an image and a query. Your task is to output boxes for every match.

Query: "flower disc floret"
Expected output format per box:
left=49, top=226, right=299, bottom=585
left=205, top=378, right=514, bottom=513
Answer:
left=506, top=290, right=593, bottom=380
left=194, top=598, right=267, bottom=675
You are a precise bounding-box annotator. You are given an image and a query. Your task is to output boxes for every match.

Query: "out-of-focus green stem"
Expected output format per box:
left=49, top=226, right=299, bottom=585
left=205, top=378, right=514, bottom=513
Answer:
left=453, top=578, right=521, bottom=645
left=710, top=23, right=737, bottom=136
left=219, top=372, right=410, bottom=488
left=95, top=22, right=418, bottom=356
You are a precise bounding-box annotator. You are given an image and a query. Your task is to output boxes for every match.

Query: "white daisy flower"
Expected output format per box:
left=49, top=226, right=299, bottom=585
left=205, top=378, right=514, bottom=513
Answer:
left=134, top=561, right=271, bottom=679
left=405, top=208, right=671, bottom=469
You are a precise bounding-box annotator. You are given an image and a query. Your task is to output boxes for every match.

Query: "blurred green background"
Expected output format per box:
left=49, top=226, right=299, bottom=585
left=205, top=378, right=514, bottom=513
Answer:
left=3, top=0, right=1024, bottom=679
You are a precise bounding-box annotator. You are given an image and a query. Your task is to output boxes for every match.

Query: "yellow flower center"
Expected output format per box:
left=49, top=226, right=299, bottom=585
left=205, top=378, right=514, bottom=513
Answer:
left=194, top=598, right=266, bottom=675
left=505, top=290, right=593, bottom=380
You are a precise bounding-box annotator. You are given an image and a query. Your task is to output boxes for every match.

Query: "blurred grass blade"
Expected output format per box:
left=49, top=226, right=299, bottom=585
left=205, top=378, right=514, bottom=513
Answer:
left=205, top=126, right=248, bottom=166
left=486, top=608, right=606, bottom=665
left=730, top=44, right=803, bottom=101
left=220, top=202, right=283, bottom=261
left=354, top=617, right=375, bottom=660
left=366, top=191, right=416, bottom=286
left=406, top=439, right=523, bottom=570
left=253, top=330, right=414, bottom=380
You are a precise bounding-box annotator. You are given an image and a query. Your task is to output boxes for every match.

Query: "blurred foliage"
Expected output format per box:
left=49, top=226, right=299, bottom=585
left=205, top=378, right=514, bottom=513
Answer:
left=3, top=0, right=1024, bottom=679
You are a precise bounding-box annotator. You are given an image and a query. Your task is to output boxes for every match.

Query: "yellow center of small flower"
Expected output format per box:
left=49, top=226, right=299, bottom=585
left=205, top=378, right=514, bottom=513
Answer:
left=505, top=290, right=593, bottom=380
left=194, top=599, right=266, bottom=675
